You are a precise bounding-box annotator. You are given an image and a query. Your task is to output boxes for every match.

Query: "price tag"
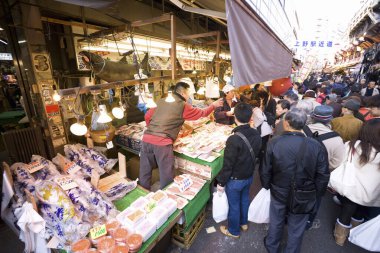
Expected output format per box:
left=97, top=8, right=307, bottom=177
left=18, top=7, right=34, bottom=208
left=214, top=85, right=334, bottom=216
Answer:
left=91, top=170, right=100, bottom=187
left=26, top=162, right=44, bottom=173
left=63, top=162, right=81, bottom=175
left=90, top=224, right=107, bottom=239
left=106, top=141, right=114, bottom=149
left=87, top=137, right=94, bottom=148
left=55, top=176, right=78, bottom=191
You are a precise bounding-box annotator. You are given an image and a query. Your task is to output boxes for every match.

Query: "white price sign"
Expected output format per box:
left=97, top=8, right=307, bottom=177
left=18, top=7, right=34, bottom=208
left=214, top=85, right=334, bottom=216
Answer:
left=55, top=176, right=78, bottom=191
left=63, top=162, right=81, bottom=175
left=27, top=162, right=44, bottom=173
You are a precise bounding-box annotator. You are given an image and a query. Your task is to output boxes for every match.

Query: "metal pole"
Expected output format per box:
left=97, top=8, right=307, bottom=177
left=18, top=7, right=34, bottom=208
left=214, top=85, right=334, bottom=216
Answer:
left=171, top=14, right=176, bottom=82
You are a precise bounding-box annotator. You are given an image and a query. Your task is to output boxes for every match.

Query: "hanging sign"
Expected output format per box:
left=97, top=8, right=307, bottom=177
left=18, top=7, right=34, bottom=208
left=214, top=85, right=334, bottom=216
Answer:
left=294, top=40, right=333, bottom=48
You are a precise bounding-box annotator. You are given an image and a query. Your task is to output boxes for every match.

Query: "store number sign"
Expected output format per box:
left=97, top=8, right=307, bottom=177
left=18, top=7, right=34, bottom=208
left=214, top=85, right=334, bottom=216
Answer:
left=90, top=225, right=107, bottom=239
left=55, top=176, right=78, bottom=191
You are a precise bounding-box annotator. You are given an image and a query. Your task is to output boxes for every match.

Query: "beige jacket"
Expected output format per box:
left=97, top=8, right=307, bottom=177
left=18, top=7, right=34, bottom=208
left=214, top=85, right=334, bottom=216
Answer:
left=308, top=123, right=345, bottom=171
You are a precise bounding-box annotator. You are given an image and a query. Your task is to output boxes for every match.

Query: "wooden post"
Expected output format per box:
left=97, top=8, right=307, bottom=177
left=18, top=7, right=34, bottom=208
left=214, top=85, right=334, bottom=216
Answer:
left=215, top=31, right=221, bottom=77
left=171, top=14, right=176, bottom=82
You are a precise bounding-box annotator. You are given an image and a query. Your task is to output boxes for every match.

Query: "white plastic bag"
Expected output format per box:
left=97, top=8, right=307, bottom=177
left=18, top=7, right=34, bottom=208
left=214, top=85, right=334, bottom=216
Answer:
left=212, top=192, right=228, bottom=223
left=329, top=152, right=357, bottom=197
left=248, top=188, right=270, bottom=223
left=349, top=215, right=380, bottom=252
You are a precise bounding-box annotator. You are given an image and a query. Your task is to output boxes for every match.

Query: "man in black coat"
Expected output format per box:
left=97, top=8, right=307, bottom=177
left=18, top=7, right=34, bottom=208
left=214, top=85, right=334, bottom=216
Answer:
left=217, top=102, right=262, bottom=238
left=260, top=108, right=330, bottom=253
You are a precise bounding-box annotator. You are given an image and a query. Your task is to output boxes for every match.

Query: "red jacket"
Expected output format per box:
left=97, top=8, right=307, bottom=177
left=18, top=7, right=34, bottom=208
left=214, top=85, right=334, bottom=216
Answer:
left=143, top=103, right=216, bottom=145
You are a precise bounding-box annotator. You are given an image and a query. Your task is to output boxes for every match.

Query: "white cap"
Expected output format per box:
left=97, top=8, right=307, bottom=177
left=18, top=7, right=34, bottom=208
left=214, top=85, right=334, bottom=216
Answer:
left=222, top=84, right=235, bottom=94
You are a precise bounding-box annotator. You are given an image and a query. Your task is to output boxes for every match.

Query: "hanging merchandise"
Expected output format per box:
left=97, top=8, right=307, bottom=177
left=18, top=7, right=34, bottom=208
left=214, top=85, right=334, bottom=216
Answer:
left=205, top=76, right=220, bottom=98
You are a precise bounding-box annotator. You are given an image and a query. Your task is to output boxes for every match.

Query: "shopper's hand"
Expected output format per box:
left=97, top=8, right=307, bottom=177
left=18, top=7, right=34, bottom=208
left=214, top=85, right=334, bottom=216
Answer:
left=217, top=184, right=225, bottom=194
left=212, top=98, right=224, bottom=108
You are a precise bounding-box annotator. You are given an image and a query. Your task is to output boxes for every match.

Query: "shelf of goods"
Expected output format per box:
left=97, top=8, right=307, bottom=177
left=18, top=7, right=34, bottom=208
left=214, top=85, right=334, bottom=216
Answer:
left=1, top=143, right=185, bottom=253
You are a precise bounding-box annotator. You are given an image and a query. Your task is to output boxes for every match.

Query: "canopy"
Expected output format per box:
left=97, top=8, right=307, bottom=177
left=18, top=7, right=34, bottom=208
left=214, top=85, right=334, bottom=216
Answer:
left=226, top=0, right=292, bottom=87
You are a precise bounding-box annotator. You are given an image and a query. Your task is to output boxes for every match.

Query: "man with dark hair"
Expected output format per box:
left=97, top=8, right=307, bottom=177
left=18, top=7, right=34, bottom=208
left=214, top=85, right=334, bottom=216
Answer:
left=140, top=82, right=223, bottom=190
left=284, top=92, right=299, bottom=108
left=331, top=99, right=363, bottom=142
left=273, top=100, right=291, bottom=137
left=361, top=80, right=379, bottom=97
left=326, top=94, right=342, bottom=118
left=261, top=108, right=329, bottom=253
left=217, top=102, right=262, bottom=238
left=366, top=94, right=380, bottom=118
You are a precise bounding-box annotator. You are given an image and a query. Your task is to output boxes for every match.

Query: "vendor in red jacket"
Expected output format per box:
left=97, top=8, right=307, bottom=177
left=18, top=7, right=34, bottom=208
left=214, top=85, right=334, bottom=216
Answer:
left=140, top=82, right=223, bottom=190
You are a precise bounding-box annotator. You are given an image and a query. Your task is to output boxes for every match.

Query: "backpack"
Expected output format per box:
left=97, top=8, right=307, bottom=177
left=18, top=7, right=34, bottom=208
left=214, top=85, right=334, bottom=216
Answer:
left=263, top=111, right=276, bottom=126
left=303, top=125, right=340, bottom=167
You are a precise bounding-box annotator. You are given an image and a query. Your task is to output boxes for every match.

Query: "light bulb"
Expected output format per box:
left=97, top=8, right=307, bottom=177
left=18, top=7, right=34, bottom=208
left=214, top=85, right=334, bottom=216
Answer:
left=70, top=118, right=87, bottom=136
left=165, top=91, right=175, bottom=103
left=52, top=90, right=61, bottom=102
left=146, top=97, right=157, bottom=108
left=192, top=68, right=197, bottom=74
left=97, top=104, right=112, bottom=123
left=112, top=104, right=125, bottom=119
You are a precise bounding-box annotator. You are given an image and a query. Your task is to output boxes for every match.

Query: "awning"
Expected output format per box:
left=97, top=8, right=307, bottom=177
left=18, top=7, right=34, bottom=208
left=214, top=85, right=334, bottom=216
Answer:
left=226, top=0, right=292, bottom=87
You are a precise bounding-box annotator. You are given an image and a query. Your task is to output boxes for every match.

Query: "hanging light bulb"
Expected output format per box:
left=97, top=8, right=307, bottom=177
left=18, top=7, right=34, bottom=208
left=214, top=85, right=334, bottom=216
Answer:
left=70, top=116, right=88, bottom=136
left=97, top=104, right=112, bottom=123
left=112, top=102, right=125, bottom=119
left=52, top=85, right=61, bottom=102
left=165, top=91, right=175, bottom=103
left=192, top=67, right=197, bottom=74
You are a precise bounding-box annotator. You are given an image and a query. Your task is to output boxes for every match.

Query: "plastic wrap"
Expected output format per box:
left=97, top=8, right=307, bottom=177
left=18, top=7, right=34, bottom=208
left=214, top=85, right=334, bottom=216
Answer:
left=35, top=181, right=91, bottom=246
left=103, top=180, right=138, bottom=202
left=10, top=163, right=37, bottom=200
left=31, top=155, right=61, bottom=180
left=76, top=144, right=117, bottom=171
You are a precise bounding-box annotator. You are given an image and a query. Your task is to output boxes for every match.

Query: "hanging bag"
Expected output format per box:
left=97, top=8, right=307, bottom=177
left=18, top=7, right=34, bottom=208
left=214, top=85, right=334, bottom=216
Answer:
left=288, top=138, right=317, bottom=214
left=349, top=215, right=380, bottom=252
left=212, top=191, right=229, bottom=223
left=328, top=150, right=357, bottom=197
left=248, top=188, right=271, bottom=223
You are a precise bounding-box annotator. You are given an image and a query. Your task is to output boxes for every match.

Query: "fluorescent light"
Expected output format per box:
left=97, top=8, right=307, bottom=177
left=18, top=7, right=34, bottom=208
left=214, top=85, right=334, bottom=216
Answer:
left=0, top=39, right=7, bottom=45
left=18, top=40, right=27, bottom=44
left=0, top=28, right=3, bottom=31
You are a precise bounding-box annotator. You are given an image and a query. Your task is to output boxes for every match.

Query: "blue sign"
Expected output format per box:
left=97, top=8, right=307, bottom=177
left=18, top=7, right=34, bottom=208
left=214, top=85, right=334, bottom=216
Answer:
left=294, top=41, right=333, bottom=48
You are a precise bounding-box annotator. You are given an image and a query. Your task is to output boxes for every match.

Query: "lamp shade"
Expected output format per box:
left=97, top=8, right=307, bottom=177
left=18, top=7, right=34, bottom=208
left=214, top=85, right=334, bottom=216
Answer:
left=97, top=104, right=112, bottom=123
left=112, top=104, right=125, bottom=119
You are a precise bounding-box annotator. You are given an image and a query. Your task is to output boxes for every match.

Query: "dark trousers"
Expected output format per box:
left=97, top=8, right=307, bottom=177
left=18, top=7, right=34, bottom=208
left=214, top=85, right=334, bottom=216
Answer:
left=225, top=177, right=253, bottom=236
left=139, top=141, right=174, bottom=190
left=265, top=196, right=309, bottom=253
left=338, top=196, right=367, bottom=226
left=306, top=196, right=322, bottom=228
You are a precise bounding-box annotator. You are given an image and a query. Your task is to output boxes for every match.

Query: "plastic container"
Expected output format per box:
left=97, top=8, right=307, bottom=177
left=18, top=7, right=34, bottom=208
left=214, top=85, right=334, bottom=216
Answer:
left=126, top=234, right=143, bottom=253
left=88, top=249, right=99, bottom=253
left=148, top=206, right=168, bottom=229
left=113, top=228, right=129, bottom=245
left=122, top=208, right=146, bottom=227
left=97, top=237, right=116, bottom=253
left=150, top=190, right=168, bottom=204
left=90, top=235, right=105, bottom=247
left=160, top=198, right=177, bottom=217
left=106, top=220, right=121, bottom=237
left=112, top=244, right=129, bottom=253
left=135, top=219, right=156, bottom=242
left=71, top=239, right=91, bottom=253
left=130, top=196, right=149, bottom=210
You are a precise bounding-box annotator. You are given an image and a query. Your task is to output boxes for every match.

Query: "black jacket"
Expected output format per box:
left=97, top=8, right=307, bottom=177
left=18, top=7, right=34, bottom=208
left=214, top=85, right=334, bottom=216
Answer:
left=260, top=132, right=330, bottom=204
left=217, top=125, right=262, bottom=186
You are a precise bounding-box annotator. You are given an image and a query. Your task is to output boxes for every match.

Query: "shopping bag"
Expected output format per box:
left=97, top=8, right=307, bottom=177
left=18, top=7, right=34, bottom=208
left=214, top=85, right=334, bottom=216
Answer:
left=328, top=152, right=357, bottom=197
left=349, top=215, right=380, bottom=252
left=212, top=192, right=229, bottom=223
left=248, top=188, right=270, bottom=223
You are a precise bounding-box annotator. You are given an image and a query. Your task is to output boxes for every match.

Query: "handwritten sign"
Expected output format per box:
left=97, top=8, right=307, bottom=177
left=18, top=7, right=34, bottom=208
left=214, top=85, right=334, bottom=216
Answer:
left=55, top=176, right=78, bottom=191
left=90, top=224, right=107, bottom=239
left=27, top=162, right=44, bottom=173
left=63, top=162, right=81, bottom=175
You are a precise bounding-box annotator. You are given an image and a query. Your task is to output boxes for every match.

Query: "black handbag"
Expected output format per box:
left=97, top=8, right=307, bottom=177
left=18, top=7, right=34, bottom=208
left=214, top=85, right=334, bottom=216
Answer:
left=288, top=138, right=317, bottom=214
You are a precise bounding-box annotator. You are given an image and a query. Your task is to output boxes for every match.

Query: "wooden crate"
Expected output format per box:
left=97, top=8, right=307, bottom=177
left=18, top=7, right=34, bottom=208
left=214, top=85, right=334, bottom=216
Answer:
left=171, top=207, right=206, bottom=250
